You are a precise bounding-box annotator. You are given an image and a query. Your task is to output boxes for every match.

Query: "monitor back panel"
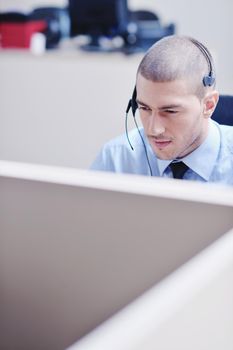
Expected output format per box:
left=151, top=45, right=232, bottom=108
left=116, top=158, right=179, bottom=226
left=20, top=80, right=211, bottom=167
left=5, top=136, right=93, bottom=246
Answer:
left=1, top=173, right=233, bottom=350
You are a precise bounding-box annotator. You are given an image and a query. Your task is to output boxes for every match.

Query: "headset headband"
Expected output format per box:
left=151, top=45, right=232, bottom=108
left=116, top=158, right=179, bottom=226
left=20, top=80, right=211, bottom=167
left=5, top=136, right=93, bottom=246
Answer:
left=127, top=38, right=215, bottom=117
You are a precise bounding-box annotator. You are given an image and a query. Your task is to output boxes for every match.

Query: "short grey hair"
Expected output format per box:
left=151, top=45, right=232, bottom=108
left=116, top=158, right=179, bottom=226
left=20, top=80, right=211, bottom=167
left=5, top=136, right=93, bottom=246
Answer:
left=137, top=35, right=216, bottom=98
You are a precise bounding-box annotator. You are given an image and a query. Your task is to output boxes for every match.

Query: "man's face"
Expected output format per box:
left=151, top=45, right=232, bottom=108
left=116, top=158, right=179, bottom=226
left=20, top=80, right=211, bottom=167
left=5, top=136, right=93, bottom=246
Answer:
left=136, top=74, right=209, bottom=160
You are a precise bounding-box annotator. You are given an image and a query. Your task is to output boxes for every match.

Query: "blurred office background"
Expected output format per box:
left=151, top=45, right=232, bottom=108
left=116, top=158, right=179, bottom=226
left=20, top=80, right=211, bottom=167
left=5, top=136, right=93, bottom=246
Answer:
left=0, top=0, right=232, bottom=169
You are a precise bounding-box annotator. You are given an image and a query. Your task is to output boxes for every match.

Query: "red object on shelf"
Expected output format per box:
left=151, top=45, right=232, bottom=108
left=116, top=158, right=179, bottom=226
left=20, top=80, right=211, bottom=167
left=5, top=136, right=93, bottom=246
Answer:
left=0, top=20, right=47, bottom=48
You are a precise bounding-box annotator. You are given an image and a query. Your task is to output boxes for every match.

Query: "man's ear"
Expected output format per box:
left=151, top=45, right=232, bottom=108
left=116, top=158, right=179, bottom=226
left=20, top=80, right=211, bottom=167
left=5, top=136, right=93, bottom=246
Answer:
left=203, top=90, right=219, bottom=118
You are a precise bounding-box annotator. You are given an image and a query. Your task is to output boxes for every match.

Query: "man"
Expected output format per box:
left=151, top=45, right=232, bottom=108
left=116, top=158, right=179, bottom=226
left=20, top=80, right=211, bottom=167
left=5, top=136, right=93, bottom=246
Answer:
left=91, top=35, right=233, bottom=183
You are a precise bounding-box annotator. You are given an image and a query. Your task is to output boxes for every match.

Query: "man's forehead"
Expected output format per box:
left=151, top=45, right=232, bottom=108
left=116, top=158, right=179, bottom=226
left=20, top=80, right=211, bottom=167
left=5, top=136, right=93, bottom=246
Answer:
left=136, top=74, right=199, bottom=100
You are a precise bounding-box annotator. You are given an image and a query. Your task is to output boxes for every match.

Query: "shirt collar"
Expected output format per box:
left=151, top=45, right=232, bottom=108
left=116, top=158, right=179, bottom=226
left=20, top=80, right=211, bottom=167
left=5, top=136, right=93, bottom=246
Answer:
left=157, top=159, right=171, bottom=176
left=157, top=120, right=220, bottom=180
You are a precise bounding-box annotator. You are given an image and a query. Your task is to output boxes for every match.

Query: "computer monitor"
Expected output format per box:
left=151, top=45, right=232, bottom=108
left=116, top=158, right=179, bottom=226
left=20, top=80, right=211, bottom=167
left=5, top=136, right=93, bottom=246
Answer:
left=69, top=226, right=233, bottom=350
left=68, top=0, right=128, bottom=48
left=1, top=160, right=233, bottom=350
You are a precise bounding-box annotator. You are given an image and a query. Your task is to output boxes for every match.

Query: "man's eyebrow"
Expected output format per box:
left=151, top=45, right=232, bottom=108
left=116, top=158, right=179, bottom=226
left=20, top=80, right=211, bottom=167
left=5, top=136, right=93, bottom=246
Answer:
left=159, top=104, right=181, bottom=110
left=136, top=99, right=182, bottom=110
left=136, top=99, right=149, bottom=106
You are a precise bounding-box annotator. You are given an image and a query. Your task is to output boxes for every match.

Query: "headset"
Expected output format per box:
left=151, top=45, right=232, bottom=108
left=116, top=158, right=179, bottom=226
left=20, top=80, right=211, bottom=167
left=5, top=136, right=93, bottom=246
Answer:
left=126, top=38, right=215, bottom=118
left=125, top=38, right=216, bottom=176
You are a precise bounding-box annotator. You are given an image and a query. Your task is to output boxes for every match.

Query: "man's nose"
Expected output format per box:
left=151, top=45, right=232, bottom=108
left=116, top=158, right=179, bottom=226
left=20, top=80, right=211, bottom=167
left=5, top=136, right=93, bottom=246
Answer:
left=148, top=112, right=165, bottom=136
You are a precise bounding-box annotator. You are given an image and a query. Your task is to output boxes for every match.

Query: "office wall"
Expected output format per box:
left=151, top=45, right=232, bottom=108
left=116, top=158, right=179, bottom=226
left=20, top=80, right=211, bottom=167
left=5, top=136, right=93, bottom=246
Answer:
left=0, top=51, right=141, bottom=168
left=0, top=0, right=232, bottom=93
left=130, top=0, right=233, bottom=94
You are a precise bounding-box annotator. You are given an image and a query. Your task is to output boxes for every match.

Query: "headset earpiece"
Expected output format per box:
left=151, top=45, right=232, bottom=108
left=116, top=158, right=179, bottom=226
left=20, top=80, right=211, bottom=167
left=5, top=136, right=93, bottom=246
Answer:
left=126, top=99, right=132, bottom=114
left=203, top=75, right=215, bottom=87
left=126, top=86, right=138, bottom=116
left=189, top=38, right=215, bottom=88
left=131, top=86, right=138, bottom=116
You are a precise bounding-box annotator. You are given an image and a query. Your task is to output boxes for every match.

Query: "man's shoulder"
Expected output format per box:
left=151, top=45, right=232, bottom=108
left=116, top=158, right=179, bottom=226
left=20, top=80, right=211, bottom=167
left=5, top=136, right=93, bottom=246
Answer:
left=103, top=128, right=144, bottom=150
left=218, top=122, right=233, bottom=133
left=217, top=123, right=233, bottom=151
left=90, top=128, right=152, bottom=174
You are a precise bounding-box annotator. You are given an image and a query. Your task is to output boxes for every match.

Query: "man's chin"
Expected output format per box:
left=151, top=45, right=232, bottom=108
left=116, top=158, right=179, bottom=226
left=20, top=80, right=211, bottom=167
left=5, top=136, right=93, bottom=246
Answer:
left=153, top=149, right=175, bottom=161
left=156, top=154, right=174, bottom=160
left=150, top=143, right=177, bottom=160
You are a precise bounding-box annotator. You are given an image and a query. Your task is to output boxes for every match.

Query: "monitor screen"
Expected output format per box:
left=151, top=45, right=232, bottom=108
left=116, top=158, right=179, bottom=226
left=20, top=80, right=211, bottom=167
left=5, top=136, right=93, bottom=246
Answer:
left=68, top=0, right=129, bottom=38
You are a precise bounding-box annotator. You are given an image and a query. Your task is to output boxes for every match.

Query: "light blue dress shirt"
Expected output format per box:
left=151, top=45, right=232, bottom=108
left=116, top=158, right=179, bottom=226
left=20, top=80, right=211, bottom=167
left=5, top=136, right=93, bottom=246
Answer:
left=91, top=120, right=233, bottom=185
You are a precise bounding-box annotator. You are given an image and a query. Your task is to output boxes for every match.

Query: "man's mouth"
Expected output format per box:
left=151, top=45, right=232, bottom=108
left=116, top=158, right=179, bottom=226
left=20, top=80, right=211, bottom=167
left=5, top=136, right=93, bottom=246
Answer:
left=149, top=137, right=172, bottom=149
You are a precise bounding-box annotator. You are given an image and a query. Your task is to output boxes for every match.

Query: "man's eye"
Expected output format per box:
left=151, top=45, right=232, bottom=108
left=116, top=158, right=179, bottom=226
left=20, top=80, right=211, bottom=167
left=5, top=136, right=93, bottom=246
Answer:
left=139, top=106, right=150, bottom=111
left=165, top=110, right=178, bottom=114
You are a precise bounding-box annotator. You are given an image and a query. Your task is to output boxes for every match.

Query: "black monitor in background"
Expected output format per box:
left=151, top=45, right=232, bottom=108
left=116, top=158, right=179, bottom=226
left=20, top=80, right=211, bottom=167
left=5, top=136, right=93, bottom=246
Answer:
left=68, top=0, right=175, bottom=53
left=68, top=0, right=129, bottom=50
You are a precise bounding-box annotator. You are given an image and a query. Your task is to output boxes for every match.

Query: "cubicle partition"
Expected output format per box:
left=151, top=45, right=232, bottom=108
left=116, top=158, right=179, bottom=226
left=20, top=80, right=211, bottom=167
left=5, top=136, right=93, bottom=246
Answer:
left=1, top=160, right=233, bottom=350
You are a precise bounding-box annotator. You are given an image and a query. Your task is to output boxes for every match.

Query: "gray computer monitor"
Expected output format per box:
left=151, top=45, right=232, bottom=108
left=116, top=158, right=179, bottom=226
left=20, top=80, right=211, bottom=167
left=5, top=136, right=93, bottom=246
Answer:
left=1, top=160, right=233, bottom=350
left=69, top=226, right=233, bottom=350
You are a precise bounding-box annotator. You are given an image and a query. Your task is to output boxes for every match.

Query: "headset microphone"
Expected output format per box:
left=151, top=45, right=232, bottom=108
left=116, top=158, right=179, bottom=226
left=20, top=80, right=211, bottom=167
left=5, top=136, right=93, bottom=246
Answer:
left=125, top=104, right=134, bottom=150
left=125, top=87, right=153, bottom=176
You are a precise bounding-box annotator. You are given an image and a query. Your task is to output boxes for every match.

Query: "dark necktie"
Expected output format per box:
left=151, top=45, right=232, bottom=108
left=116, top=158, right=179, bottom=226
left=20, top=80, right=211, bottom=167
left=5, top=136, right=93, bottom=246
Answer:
left=169, top=161, right=189, bottom=179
